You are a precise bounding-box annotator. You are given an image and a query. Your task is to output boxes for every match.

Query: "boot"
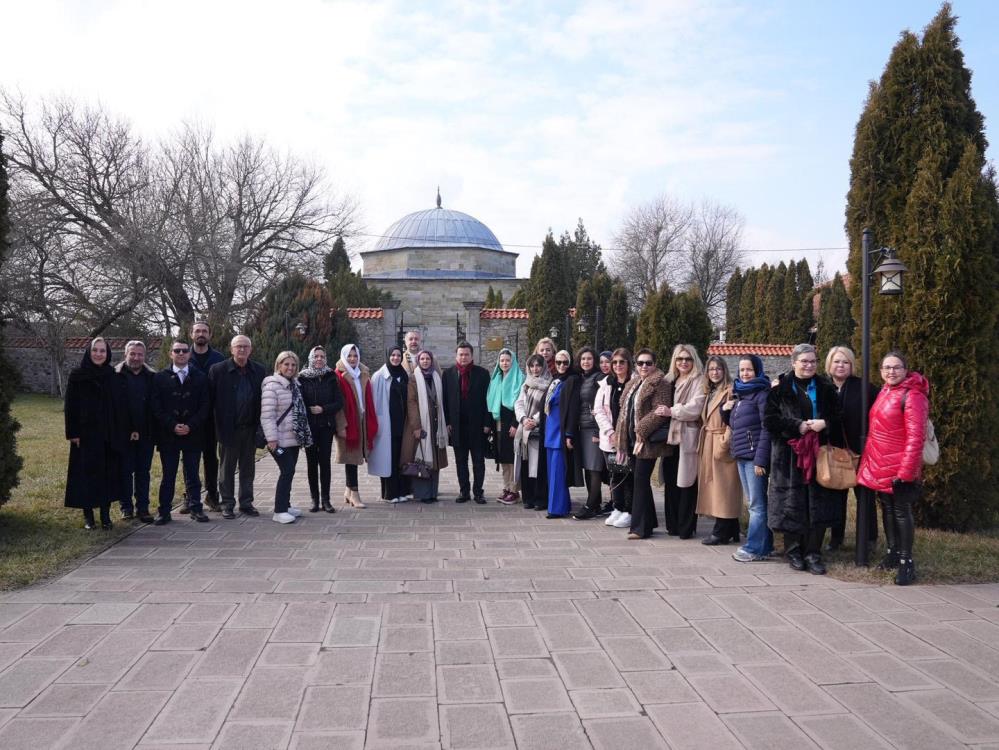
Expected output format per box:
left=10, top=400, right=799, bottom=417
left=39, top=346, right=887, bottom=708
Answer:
left=204, top=493, right=221, bottom=513
left=310, top=497, right=320, bottom=513
left=894, top=557, right=916, bottom=586
left=83, top=508, right=96, bottom=530
left=347, top=489, right=366, bottom=509
left=343, top=487, right=351, bottom=504
left=321, top=497, right=335, bottom=514
left=99, top=503, right=113, bottom=531
left=876, top=497, right=898, bottom=570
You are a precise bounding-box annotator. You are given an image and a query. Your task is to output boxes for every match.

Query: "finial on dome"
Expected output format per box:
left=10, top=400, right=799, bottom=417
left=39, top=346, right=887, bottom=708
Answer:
left=436, top=186, right=442, bottom=209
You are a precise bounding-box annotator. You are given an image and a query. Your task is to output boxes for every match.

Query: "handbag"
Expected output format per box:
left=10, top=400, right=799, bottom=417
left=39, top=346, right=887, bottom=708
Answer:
left=255, top=403, right=293, bottom=450
left=402, top=441, right=433, bottom=480
left=815, top=443, right=859, bottom=490
left=901, top=391, right=939, bottom=465
left=604, top=451, right=632, bottom=476
left=647, top=423, right=669, bottom=444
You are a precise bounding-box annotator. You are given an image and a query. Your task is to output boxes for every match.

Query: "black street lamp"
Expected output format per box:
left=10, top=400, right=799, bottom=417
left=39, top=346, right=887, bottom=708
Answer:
left=857, top=228, right=909, bottom=566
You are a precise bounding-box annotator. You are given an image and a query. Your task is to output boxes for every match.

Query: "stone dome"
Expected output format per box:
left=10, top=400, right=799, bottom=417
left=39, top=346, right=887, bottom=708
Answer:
left=372, top=206, right=503, bottom=252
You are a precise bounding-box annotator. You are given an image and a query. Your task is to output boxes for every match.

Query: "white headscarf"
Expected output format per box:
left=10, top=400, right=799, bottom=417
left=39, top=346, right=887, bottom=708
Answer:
left=339, top=343, right=364, bottom=414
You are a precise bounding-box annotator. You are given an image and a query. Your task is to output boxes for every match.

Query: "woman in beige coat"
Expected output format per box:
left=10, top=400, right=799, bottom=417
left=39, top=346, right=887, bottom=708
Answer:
left=656, top=344, right=705, bottom=539
left=696, top=356, right=742, bottom=545
left=400, top=350, right=449, bottom=503
left=334, top=344, right=378, bottom=508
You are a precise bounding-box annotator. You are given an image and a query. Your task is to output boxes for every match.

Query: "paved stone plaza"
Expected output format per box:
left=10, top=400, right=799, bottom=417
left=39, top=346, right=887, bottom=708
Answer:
left=2, top=460, right=999, bottom=749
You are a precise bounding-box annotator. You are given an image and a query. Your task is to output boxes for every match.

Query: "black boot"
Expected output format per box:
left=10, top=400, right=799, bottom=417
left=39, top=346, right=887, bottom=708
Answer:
left=310, top=497, right=320, bottom=513
left=99, top=503, right=113, bottom=531
left=895, top=557, right=916, bottom=585
left=321, top=497, right=335, bottom=513
left=83, top=508, right=96, bottom=530
left=891, top=486, right=916, bottom=585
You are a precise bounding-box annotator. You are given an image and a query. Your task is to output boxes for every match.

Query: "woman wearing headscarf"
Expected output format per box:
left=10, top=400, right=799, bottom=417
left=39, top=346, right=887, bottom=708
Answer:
left=486, top=348, right=524, bottom=504
left=544, top=350, right=583, bottom=518
left=261, top=351, right=313, bottom=523
left=696, top=356, right=743, bottom=545
left=724, top=355, right=774, bottom=563
left=657, top=344, right=706, bottom=539
left=596, top=348, right=636, bottom=529
left=370, top=346, right=410, bottom=503
left=401, top=350, right=449, bottom=503
left=64, top=337, right=128, bottom=530
left=299, top=346, right=343, bottom=513
left=334, top=343, right=378, bottom=509
left=514, top=354, right=552, bottom=511
left=765, top=343, right=842, bottom=575
left=599, top=351, right=613, bottom=378
left=571, top=347, right=607, bottom=520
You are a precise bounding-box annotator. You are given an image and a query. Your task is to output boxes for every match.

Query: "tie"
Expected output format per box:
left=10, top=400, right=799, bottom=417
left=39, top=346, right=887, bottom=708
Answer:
left=178, top=369, right=185, bottom=384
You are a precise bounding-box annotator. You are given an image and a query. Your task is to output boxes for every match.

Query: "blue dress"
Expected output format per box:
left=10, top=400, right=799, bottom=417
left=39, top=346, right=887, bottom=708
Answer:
left=545, top=381, right=570, bottom=516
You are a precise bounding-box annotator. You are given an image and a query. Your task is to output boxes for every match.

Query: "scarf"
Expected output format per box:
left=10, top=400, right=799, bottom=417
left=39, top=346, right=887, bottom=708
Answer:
left=339, top=344, right=364, bottom=413
left=336, top=362, right=378, bottom=452
left=417, top=349, right=436, bottom=376
left=486, top=348, right=525, bottom=420
left=288, top=377, right=313, bottom=447
left=456, top=361, right=473, bottom=399
left=788, top=430, right=819, bottom=483
left=733, top=355, right=770, bottom=396
left=414, top=366, right=448, bottom=459
left=386, top=347, right=407, bottom=381
left=299, top=346, right=332, bottom=379
left=515, top=371, right=551, bottom=456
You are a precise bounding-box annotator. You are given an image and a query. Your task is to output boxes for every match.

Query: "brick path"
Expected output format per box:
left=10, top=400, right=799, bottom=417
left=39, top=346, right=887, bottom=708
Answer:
left=2, top=458, right=999, bottom=749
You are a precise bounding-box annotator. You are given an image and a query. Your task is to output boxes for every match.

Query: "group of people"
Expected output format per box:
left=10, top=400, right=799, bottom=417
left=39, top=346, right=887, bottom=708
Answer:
left=65, top=327, right=931, bottom=585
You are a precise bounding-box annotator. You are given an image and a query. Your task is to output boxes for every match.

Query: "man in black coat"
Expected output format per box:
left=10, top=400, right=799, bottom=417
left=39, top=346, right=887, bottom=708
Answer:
left=208, top=335, right=266, bottom=519
left=115, top=340, right=157, bottom=523
left=187, top=320, right=226, bottom=513
left=151, top=339, right=210, bottom=524
left=442, top=341, right=492, bottom=503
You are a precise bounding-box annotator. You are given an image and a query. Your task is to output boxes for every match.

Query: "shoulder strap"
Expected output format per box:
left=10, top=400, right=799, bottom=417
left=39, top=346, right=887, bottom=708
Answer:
left=276, top=403, right=293, bottom=426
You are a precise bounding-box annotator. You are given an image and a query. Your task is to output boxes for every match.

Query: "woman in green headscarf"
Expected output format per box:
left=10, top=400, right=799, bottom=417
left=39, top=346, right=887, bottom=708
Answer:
left=487, top=348, right=525, bottom=504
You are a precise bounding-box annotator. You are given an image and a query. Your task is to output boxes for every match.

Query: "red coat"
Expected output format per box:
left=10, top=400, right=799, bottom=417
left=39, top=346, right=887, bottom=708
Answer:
left=857, top=371, right=930, bottom=493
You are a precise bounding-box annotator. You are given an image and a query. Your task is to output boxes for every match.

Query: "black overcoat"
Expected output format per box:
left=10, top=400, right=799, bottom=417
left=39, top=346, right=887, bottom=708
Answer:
left=151, top=367, right=210, bottom=450
left=208, top=358, right=266, bottom=444
left=299, top=369, right=344, bottom=439
left=764, top=371, right=844, bottom=534
left=442, top=364, right=491, bottom=448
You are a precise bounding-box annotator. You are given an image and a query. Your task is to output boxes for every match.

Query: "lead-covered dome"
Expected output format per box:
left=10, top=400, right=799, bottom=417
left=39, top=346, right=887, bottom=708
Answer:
left=373, top=207, right=503, bottom=252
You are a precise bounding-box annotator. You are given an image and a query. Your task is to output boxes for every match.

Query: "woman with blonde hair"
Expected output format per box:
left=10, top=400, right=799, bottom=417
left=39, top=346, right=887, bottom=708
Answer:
left=261, top=351, right=313, bottom=524
left=334, top=344, right=378, bottom=508
left=534, top=337, right=557, bottom=376
left=656, top=344, right=705, bottom=539
left=696, top=356, right=743, bottom=545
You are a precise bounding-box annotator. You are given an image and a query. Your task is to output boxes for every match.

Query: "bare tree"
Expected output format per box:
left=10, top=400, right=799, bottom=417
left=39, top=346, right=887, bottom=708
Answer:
left=683, top=200, right=747, bottom=325
left=611, top=194, right=693, bottom=309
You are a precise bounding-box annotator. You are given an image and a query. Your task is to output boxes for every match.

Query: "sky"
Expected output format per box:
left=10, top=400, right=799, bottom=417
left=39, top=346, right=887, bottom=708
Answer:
left=2, top=0, right=997, bottom=279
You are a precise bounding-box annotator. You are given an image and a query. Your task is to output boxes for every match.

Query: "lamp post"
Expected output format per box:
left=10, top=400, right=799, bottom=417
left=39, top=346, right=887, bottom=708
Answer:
left=857, top=228, right=908, bottom=567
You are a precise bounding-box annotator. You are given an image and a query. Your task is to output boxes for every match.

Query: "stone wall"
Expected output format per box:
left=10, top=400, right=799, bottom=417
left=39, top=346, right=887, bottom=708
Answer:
left=362, top=246, right=518, bottom=278
left=713, top=355, right=791, bottom=380
left=478, top=318, right=530, bottom=371
left=6, top=340, right=163, bottom=396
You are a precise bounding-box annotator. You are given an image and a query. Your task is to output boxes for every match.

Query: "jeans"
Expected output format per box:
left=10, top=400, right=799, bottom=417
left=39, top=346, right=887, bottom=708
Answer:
left=158, top=446, right=203, bottom=517
left=737, top=459, right=773, bottom=556
left=271, top=446, right=300, bottom=514
left=120, top=438, right=155, bottom=514
left=218, top=426, right=257, bottom=511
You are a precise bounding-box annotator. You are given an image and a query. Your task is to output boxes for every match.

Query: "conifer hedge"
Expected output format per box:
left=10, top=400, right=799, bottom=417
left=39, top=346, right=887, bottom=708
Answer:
left=0, top=132, right=23, bottom=509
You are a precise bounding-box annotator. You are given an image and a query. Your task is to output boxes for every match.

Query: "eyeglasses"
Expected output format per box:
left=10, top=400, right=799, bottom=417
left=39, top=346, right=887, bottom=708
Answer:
left=636, top=360, right=654, bottom=367
left=611, top=359, right=627, bottom=365
left=172, top=348, right=189, bottom=354
left=881, top=365, right=905, bottom=372
left=797, top=359, right=818, bottom=366
left=555, top=360, right=570, bottom=366
left=675, top=356, right=693, bottom=362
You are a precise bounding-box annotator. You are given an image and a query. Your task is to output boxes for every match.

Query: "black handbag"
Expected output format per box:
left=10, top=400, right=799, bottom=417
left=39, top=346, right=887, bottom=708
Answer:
left=255, top=403, right=293, bottom=449
left=647, top=422, right=670, bottom=444
left=402, top=441, right=433, bottom=480
left=483, top=431, right=497, bottom=460
left=605, top=451, right=632, bottom=476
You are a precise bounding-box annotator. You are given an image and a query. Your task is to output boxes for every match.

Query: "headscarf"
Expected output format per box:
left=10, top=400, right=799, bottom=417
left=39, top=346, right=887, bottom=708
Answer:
left=417, top=349, right=436, bottom=375
left=487, top=348, right=525, bottom=420
left=70, top=338, right=114, bottom=384
left=339, top=343, right=363, bottom=412
left=732, top=354, right=771, bottom=396
left=386, top=346, right=407, bottom=380
left=299, top=346, right=332, bottom=379
left=68, top=338, right=117, bottom=440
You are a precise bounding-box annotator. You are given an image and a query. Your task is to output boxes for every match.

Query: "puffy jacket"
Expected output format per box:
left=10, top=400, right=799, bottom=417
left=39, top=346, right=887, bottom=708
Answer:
left=594, top=373, right=635, bottom=452
left=261, top=375, right=300, bottom=448
left=723, top=387, right=771, bottom=468
left=857, top=371, right=930, bottom=492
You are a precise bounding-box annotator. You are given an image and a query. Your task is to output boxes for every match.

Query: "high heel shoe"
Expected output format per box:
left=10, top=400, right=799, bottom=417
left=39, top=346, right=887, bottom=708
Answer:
left=346, top=489, right=366, bottom=509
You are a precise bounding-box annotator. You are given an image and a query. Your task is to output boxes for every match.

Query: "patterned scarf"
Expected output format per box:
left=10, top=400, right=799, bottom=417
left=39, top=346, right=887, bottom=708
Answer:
left=289, top=377, right=313, bottom=447
left=299, top=346, right=332, bottom=379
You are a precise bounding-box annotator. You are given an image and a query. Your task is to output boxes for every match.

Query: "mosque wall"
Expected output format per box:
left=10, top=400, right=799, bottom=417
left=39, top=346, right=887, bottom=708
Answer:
left=362, top=246, right=517, bottom=277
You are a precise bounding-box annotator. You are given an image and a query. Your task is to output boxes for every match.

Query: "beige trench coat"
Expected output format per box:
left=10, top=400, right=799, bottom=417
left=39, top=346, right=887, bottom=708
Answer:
left=667, top=374, right=705, bottom=488
left=695, top=386, right=743, bottom=519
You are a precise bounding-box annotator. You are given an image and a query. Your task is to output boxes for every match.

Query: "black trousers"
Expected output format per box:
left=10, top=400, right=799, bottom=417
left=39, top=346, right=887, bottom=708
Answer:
left=878, top=487, right=916, bottom=559
left=159, top=446, right=203, bottom=517
left=219, top=426, right=257, bottom=511
left=305, top=427, right=334, bottom=502
left=380, top=430, right=410, bottom=500
left=271, top=446, right=299, bottom=514
left=784, top=528, right=825, bottom=557
left=711, top=517, right=741, bottom=540
left=522, top=443, right=548, bottom=508
left=345, top=463, right=359, bottom=489
left=829, top=488, right=878, bottom=545
left=610, top=469, right=633, bottom=513
left=453, top=419, right=485, bottom=499
left=584, top=469, right=603, bottom=512
left=630, top=457, right=659, bottom=538
left=202, top=433, right=219, bottom=501
left=662, top=451, right=698, bottom=538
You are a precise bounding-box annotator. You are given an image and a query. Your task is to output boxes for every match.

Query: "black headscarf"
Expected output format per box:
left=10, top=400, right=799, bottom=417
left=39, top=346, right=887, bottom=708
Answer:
left=386, top=346, right=408, bottom=382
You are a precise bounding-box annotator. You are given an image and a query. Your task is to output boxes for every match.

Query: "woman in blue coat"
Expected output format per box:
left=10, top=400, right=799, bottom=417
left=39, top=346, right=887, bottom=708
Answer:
left=544, top=350, right=576, bottom=518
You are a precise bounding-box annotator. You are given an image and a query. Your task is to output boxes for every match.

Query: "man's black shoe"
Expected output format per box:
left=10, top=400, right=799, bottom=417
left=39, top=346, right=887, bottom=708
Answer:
left=573, top=507, right=598, bottom=520
left=241, top=506, right=260, bottom=517
left=153, top=515, right=172, bottom=526
left=598, top=503, right=614, bottom=517
left=137, top=513, right=155, bottom=524
left=473, top=496, right=486, bottom=505
left=190, top=510, right=210, bottom=523
left=204, top=495, right=222, bottom=512
left=804, top=553, right=827, bottom=575
left=221, top=508, right=236, bottom=519
left=787, top=550, right=806, bottom=571
left=455, top=495, right=470, bottom=504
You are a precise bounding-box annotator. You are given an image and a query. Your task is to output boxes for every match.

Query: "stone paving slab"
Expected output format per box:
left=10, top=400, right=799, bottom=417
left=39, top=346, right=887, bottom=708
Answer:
left=2, top=459, right=999, bottom=747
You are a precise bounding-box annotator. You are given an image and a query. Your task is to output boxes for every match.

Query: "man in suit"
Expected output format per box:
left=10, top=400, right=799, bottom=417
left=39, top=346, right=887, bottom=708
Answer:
left=186, top=319, right=226, bottom=513
left=151, top=339, right=210, bottom=525
left=208, top=335, right=266, bottom=519
left=442, top=341, right=492, bottom=503
left=115, top=340, right=157, bottom=523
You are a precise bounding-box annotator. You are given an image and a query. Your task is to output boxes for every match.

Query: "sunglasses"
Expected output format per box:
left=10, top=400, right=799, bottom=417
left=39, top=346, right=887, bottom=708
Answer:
left=555, top=360, right=570, bottom=366
left=172, top=348, right=190, bottom=354
left=675, top=356, right=693, bottom=362
left=636, top=360, right=654, bottom=367
left=611, top=359, right=627, bottom=365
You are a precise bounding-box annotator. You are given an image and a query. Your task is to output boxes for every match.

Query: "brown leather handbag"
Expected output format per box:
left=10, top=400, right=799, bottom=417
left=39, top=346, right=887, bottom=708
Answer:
left=815, top=439, right=859, bottom=490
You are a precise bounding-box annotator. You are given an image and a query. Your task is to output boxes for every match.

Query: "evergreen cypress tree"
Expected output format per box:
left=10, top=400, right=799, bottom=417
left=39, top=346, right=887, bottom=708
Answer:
left=793, top=259, right=815, bottom=340
left=324, top=236, right=393, bottom=309
left=571, top=272, right=631, bottom=352
left=603, top=282, right=632, bottom=351
left=0, top=131, right=23, bottom=508
left=816, top=273, right=856, bottom=359
left=724, top=268, right=744, bottom=341
left=737, top=268, right=757, bottom=342
left=484, top=286, right=497, bottom=309
left=765, top=262, right=788, bottom=343
left=635, top=287, right=712, bottom=366
left=845, top=4, right=999, bottom=530
left=751, top=264, right=771, bottom=342
left=526, top=232, right=574, bottom=345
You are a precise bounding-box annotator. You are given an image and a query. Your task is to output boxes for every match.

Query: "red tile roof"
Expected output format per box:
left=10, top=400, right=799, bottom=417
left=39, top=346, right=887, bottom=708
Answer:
left=6, top=336, right=163, bottom=350
left=346, top=308, right=384, bottom=319
left=480, top=308, right=529, bottom=320
left=708, top=343, right=795, bottom=356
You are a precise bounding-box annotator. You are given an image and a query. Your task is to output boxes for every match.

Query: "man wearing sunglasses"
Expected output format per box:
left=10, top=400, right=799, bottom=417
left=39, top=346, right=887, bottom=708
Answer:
left=150, top=339, right=210, bottom=525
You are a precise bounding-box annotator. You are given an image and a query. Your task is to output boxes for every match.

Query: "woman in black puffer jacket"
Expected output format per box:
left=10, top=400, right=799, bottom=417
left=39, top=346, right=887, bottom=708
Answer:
left=298, top=346, right=344, bottom=513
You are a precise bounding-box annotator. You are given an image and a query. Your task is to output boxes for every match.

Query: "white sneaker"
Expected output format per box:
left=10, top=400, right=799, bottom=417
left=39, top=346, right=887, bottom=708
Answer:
left=272, top=512, right=296, bottom=524
left=605, top=509, right=622, bottom=526
left=286, top=507, right=303, bottom=517
left=398, top=496, right=410, bottom=503
left=388, top=497, right=404, bottom=504
left=612, top=512, right=632, bottom=528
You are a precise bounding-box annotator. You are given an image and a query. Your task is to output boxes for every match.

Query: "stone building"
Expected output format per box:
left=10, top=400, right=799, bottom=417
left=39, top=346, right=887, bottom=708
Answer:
left=360, top=192, right=525, bottom=359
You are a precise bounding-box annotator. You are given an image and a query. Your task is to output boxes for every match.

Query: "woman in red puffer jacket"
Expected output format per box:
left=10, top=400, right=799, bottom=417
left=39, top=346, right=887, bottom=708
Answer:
left=857, top=351, right=930, bottom=586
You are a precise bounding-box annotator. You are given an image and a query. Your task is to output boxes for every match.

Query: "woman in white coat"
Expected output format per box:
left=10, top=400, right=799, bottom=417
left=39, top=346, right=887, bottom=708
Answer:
left=369, top=346, right=410, bottom=503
